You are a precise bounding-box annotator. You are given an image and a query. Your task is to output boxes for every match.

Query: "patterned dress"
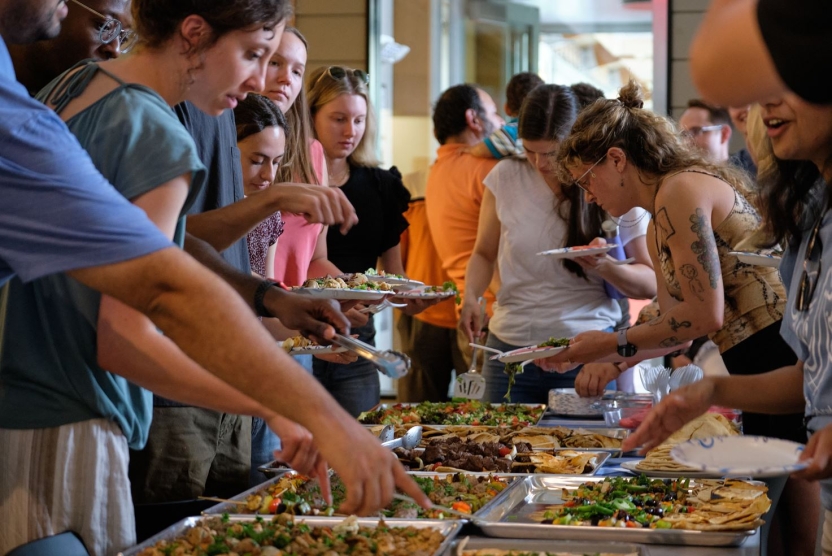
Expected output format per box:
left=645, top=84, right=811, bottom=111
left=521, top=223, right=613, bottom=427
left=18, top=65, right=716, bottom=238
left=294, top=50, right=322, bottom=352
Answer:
left=247, top=212, right=284, bottom=277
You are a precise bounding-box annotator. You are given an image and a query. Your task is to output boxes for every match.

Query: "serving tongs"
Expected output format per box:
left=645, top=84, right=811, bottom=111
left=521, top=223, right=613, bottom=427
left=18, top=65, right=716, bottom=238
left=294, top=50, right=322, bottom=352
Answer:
left=330, top=333, right=411, bottom=378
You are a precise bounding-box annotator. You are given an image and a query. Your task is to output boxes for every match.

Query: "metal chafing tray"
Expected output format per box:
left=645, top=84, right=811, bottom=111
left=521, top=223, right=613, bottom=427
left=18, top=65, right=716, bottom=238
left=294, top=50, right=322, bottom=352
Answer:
left=446, top=536, right=651, bottom=555
left=473, top=476, right=757, bottom=547
left=119, top=516, right=463, bottom=556
left=364, top=424, right=630, bottom=457
left=399, top=449, right=611, bottom=476
left=206, top=471, right=518, bottom=521
left=359, top=403, right=548, bottom=427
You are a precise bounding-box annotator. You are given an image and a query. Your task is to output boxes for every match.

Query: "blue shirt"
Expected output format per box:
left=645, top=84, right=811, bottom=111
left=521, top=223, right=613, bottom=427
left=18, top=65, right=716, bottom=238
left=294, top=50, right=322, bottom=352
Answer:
left=0, top=34, right=172, bottom=286
left=780, top=204, right=832, bottom=508
left=0, top=63, right=205, bottom=449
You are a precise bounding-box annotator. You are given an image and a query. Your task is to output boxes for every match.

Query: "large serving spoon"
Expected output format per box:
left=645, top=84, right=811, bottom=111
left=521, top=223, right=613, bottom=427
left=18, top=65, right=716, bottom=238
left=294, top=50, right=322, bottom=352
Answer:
left=381, top=425, right=422, bottom=450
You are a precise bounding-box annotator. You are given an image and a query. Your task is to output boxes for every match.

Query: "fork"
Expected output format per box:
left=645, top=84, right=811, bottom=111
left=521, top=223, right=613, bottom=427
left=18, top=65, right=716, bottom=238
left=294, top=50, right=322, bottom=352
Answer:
left=358, top=299, right=408, bottom=314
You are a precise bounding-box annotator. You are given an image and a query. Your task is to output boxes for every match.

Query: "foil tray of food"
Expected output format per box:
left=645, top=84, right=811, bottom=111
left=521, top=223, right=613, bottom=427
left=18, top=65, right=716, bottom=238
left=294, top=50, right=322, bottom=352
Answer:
left=120, top=515, right=462, bottom=556
left=392, top=439, right=610, bottom=475
left=358, top=401, right=546, bottom=427
left=448, top=536, right=650, bottom=556
left=366, top=424, right=629, bottom=455
left=206, top=470, right=515, bottom=521
left=473, top=475, right=769, bottom=546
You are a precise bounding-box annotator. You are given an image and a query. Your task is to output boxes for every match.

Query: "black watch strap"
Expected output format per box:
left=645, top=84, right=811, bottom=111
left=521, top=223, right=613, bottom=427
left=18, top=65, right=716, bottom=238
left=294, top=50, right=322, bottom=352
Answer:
left=617, top=327, right=637, bottom=357
left=254, top=280, right=277, bottom=319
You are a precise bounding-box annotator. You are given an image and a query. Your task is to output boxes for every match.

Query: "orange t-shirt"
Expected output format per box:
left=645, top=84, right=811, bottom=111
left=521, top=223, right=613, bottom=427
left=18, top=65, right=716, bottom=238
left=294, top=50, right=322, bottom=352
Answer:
left=400, top=200, right=458, bottom=329
left=425, top=144, right=498, bottom=317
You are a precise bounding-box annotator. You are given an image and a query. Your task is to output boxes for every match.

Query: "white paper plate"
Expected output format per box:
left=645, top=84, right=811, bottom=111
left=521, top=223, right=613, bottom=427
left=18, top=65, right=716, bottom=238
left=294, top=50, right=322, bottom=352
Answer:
left=619, top=460, right=727, bottom=479
left=491, top=345, right=567, bottom=364
left=288, top=345, right=348, bottom=356
left=291, top=287, right=390, bottom=301
left=537, top=244, right=618, bottom=259
left=392, top=290, right=456, bottom=300
left=727, top=251, right=782, bottom=268
left=670, top=435, right=807, bottom=478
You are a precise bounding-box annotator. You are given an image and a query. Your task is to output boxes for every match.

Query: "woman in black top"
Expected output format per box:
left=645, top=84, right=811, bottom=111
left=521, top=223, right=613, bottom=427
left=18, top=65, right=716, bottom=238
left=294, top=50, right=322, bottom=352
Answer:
left=306, top=65, right=411, bottom=416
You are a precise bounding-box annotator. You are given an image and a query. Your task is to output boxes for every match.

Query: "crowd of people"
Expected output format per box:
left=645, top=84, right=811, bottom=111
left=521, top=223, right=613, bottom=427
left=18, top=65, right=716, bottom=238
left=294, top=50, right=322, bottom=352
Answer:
left=1, top=0, right=832, bottom=555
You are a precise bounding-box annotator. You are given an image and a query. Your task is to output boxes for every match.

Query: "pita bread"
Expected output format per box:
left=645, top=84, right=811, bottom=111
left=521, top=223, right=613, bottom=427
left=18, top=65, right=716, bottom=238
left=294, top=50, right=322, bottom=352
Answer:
left=636, top=413, right=740, bottom=472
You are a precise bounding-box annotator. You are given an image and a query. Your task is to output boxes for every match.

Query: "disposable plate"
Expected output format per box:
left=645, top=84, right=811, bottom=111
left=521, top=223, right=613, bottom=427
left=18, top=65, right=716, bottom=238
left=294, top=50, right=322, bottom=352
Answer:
left=491, top=345, right=566, bottom=364
left=670, top=435, right=807, bottom=478
left=537, top=244, right=618, bottom=259
left=727, top=251, right=781, bottom=268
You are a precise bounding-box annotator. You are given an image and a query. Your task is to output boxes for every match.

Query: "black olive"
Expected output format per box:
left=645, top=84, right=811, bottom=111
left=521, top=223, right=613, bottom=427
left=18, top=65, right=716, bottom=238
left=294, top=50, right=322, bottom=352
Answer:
left=542, top=519, right=555, bottom=525
left=591, top=516, right=601, bottom=526
left=644, top=498, right=657, bottom=507
left=664, top=492, right=677, bottom=501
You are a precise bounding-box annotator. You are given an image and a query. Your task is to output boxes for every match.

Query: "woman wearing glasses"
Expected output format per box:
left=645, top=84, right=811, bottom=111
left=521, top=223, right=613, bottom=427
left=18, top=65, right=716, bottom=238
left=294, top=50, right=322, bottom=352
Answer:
left=0, top=2, right=331, bottom=554
left=546, top=82, right=817, bottom=555
left=458, top=84, right=655, bottom=403
left=305, top=65, right=420, bottom=416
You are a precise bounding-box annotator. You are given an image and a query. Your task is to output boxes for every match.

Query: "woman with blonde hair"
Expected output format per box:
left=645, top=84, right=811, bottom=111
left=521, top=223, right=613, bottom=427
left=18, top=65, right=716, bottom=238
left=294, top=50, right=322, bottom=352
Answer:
left=542, top=81, right=817, bottom=556
left=305, top=65, right=412, bottom=416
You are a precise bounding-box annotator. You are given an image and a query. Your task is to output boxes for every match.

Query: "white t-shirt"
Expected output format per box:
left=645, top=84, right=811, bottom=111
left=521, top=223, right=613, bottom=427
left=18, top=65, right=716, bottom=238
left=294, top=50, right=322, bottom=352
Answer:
left=617, top=207, right=651, bottom=246
left=484, top=158, right=622, bottom=346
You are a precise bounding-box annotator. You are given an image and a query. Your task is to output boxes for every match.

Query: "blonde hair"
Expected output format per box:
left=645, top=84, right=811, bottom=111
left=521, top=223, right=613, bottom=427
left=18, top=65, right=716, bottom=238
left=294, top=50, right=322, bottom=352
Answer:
left=557, top=81, right=753, bottom=197
left=275, top=28, right=319, bottom=185
left=306, top=65, right=380, bottom=167
left=744, top=104, right=774, bottom=183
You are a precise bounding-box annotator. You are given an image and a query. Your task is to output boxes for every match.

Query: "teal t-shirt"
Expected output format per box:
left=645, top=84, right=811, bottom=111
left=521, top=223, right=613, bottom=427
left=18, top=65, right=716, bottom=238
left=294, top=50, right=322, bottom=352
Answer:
left=0, top=65, right=205, bottom=449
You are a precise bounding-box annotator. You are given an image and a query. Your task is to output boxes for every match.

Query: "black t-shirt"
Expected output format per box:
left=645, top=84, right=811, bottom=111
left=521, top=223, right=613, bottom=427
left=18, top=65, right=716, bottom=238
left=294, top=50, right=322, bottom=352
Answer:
left=325, top=164, right=410, bottom=273
left=757, top=0, right=832, bottom=103
left=175, top=101, right=251, bottom=273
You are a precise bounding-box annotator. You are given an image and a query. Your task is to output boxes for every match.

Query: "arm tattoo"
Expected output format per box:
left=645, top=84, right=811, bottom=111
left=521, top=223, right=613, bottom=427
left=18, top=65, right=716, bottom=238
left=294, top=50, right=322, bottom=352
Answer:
left=668, top=316, right=692, bottom=332
left=659, top=336, right=683, bottom=348
left=655, top=207, right=676, bottom=241
left=689, top=208, right=721, bottom=289
left=679, top=263, right=706, bottom=302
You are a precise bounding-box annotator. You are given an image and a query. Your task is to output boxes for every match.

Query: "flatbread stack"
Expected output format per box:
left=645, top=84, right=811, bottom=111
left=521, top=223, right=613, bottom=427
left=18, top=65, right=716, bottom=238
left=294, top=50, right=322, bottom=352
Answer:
left=636, top=413, right=739, bottom=473
left=515, top=450, right=600, bottom=474
left=664, top=479, right=771, bottom=531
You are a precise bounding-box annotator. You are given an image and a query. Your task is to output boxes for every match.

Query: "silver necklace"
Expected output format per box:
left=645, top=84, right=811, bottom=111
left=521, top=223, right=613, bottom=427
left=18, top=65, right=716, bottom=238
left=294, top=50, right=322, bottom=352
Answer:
left=611, top=210, right=649, bottom=228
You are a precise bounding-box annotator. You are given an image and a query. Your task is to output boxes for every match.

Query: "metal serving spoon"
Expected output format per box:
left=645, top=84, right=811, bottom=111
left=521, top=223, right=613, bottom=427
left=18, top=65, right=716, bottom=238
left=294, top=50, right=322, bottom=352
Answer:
left=381, top=426, right=422, bottom=450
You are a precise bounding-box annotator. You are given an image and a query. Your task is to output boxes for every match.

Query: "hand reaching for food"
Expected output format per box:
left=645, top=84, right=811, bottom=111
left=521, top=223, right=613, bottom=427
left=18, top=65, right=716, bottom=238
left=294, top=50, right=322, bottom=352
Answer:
left=575, top=362, right=621, bottom=397
left=621, top=377, right=717, bottom=454
left=266, top=414, right=331, bottom=503
left=536, top=330, right=617, bottom=371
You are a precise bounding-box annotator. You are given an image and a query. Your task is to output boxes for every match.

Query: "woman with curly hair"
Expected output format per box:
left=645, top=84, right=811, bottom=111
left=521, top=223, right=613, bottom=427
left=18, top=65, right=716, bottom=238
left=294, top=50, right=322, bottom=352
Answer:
left=543, top=81, right=817, bottom=556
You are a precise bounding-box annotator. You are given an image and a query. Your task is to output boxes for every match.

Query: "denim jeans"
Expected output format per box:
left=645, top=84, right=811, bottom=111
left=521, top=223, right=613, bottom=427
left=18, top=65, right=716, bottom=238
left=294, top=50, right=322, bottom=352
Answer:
left=249, top=417, right=281, bottom=487
left=312, top=318, right=380, bottom=417
left=482, top=331, right=616, bottom=404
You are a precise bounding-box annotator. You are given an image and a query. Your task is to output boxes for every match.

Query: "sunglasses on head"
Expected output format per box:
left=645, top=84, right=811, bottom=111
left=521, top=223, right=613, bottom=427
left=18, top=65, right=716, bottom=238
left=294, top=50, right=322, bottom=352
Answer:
left=313, top=66, right=370, bottom=88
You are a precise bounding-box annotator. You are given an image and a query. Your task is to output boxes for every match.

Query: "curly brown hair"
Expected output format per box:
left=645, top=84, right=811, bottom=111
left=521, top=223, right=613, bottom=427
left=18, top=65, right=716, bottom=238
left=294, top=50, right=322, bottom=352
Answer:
left=557, top=81, right=752, bottom=200
left=132, top=0, right=292, bottom=52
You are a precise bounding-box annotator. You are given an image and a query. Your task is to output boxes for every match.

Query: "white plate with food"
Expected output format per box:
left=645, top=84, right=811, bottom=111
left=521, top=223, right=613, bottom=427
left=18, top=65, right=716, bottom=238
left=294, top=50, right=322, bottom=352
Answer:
left=361, top=269, right=425, bottom=290
left=491, top=345, right=567, bottom=364
left=291, top=287, right=390, bottom=301
left=280, top=337, right=347, bottom=356
left=727, top=251, right=782, bottom=268
left=670, top=435, right=807, bottom=478
left=537, top=244, right=618, bottom=259
left=619, top=460, right=727, bottom=479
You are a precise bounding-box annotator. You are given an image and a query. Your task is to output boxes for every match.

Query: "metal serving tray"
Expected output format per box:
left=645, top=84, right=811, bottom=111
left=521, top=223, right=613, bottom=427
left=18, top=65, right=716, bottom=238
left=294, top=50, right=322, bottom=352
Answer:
left=548, top=389, right=653, bottom=419
left=395, top=449, right=610, bottom=476
left=359, top=403, right=547, bottom=427
left=474, top=476, right=757, bottom=547
left=446, top=537, right=650, bottom=556
left=366, top=424, right=630, bottom=450
left=119, top=516, right=463, bottom=556
left=207, top=471, right=518, bottom=521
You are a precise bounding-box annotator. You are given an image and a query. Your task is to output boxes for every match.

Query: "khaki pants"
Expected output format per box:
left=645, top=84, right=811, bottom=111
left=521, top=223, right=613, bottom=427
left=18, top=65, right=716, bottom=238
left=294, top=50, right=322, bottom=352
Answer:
left=0, top=419, right=135, bottom=556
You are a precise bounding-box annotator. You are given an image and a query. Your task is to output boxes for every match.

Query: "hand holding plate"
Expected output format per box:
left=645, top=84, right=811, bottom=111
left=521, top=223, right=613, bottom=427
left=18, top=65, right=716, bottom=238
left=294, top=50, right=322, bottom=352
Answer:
left=793, top=424, right=832, bottom=481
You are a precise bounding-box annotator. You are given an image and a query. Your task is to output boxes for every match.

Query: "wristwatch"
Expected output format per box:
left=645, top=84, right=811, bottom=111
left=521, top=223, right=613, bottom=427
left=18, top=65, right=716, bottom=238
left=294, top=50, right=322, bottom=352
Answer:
left=617, top=327, right=638, bottom=358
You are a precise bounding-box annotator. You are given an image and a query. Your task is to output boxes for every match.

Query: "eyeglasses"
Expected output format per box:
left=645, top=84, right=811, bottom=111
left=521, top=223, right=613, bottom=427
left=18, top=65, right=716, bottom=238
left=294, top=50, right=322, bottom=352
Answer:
left=797, top=213, right=825, bottom=311
left=681, top=124, right=723, bottom=139
left=572, top=155, right=606, bottom=193
left=69, top=0, right=139, bottom=54
left=313, top=66, right=370, bottom=88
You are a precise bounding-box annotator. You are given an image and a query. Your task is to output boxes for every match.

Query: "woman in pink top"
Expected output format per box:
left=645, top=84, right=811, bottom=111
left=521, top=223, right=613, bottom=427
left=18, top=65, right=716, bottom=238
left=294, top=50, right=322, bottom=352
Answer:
left=263, top=27, right=341, bottom=284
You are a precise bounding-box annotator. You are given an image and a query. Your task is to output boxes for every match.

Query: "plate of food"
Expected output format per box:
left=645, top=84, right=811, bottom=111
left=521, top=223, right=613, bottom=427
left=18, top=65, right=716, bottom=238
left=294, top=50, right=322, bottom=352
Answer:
left=619, top=460, right=726, bottom=479
left=280, top=336, right=347, bottom=356
left=361, top=268, right=425, bottom=290
left=727, top=251, right=782, bottom=268
left=393, top=281, right=460, bottom=302
left=492, top=338, right=570, bottom=363
left=537, top=244, right=618, bottom=259
left=670, top=435, right=807, bottom=478
left=291, top=274, right=396, bottom=300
